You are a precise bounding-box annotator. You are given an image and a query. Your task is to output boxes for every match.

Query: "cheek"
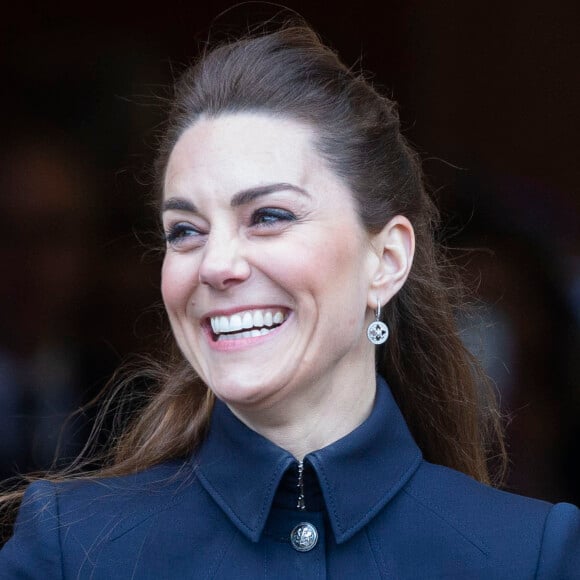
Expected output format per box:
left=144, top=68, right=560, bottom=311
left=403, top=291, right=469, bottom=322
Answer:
left=257, top=241, right=323, bottom=293
left=318, top=234, right=371, bottom=317
left=265, top=227, right=367, bottom=301
left=161, top=257, right=196, bottom=312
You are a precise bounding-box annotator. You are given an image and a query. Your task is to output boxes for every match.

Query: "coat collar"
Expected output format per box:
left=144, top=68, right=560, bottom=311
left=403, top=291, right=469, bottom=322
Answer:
left=195, top=376, right=422, bottom=544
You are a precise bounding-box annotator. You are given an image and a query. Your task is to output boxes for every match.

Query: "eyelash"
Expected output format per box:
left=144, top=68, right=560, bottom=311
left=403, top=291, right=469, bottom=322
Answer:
left=164, top=223, right=202, bottom=246
left=164, top=208, right=297, bottom=248
left=250, top=207, right=297, bottom=227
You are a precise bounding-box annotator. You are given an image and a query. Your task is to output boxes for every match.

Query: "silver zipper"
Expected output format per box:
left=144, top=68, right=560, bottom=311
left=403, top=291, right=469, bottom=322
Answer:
left=297, top=461, right=306, bottom=511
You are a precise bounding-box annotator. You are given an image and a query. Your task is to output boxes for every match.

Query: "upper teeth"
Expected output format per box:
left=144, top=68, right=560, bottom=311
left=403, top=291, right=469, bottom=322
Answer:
left=210, top=309, right=286, bottom=335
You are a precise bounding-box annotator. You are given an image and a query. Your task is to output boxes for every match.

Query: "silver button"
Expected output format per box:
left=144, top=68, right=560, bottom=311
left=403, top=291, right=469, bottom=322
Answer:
left=290, top=522, right=318, bottom=552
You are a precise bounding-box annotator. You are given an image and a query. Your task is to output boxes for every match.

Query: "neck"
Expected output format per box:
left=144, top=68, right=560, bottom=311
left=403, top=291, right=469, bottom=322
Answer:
left=227, top=364, right=377, bottom=461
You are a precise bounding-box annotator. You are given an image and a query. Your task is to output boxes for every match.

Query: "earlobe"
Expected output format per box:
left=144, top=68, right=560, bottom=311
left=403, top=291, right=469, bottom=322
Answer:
left=367, top=215, right=415, bottom=309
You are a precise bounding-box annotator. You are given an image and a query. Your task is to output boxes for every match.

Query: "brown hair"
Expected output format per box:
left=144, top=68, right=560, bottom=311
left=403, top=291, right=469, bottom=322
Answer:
left=1, top=21, right=505, bottom=542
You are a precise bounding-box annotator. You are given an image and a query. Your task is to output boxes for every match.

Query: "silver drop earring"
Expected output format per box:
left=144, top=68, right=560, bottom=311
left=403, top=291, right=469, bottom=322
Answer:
left=367, top=299, right=389, bottom=345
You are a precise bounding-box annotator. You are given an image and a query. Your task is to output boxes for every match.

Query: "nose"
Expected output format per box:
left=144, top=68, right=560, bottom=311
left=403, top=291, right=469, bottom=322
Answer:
left=198, top=232, right=251, bottom=290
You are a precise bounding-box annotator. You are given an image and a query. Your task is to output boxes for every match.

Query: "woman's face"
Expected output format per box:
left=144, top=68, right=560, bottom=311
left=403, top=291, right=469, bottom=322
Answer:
left=161, top=113, right=379, bottom=412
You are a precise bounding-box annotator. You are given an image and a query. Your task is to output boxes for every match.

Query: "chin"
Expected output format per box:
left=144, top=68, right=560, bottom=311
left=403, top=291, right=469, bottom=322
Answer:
left=207, top=374, right=280, bottom=408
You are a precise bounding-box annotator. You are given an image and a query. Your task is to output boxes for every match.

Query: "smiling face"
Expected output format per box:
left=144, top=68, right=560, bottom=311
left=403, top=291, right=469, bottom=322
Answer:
left=161, top=113, right=379, bottom=415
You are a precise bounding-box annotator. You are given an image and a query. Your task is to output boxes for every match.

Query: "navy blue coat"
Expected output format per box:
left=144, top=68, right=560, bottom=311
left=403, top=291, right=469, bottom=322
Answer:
left=1, top=376, right=579, bottom=578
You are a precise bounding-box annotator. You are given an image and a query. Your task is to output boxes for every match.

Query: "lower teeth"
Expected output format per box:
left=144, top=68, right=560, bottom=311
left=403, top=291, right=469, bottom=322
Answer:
left=217, top=327, right=272, bottom=341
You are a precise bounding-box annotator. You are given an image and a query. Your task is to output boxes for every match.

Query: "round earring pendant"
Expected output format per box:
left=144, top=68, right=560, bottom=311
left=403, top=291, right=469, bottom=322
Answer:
left=367, top=321, right=389, bottom=345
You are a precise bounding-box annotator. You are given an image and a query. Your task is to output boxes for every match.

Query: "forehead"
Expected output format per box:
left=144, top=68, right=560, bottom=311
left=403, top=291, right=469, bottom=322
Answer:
left=164, top=113, right=327, bottom=197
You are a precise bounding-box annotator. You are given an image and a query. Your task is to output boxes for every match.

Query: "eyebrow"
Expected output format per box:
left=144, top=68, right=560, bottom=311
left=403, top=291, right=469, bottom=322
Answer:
left=161, top=182, right=309, bottom=214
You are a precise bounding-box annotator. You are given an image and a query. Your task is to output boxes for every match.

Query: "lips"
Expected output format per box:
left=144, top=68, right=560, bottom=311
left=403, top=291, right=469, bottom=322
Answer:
left=208, top=308, right=288, bottom=342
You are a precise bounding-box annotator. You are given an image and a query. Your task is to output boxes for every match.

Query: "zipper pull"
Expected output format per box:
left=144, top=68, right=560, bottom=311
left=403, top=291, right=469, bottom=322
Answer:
left=297, top=461, right=306, bottom=511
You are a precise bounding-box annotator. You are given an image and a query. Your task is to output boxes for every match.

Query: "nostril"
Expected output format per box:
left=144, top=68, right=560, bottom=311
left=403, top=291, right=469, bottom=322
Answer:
left=198, top=257, right=251, bottom=289
left=196, top=232, right=252, bottom=292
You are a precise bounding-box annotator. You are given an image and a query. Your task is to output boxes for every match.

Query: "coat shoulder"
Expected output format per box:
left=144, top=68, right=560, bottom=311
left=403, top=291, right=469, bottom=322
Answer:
left=0, top=459, right=207, bottom=579
left=52, top=459, right=200, bottom=538
left=396, top=460, right=580, bottom=577
left=406, top=460, right=554, bottom=526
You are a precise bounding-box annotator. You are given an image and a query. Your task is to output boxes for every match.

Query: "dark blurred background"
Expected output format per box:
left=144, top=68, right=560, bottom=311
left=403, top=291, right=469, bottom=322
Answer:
left=0, top=1, right=578, bottom=503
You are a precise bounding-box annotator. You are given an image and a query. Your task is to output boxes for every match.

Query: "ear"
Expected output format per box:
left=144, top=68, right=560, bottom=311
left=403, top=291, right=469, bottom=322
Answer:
left=367, top=215, right=415, bottom=310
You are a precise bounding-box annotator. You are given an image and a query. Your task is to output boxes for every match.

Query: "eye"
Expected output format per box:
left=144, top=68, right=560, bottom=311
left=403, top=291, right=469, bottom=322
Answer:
left=164, top=222, right=204, bottom=248
left=251, top=208, right=296, bottom=228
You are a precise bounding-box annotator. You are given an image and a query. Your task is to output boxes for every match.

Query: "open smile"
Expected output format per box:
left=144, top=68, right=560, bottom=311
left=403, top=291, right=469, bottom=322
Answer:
left=206, top=308, right=290, bottom=343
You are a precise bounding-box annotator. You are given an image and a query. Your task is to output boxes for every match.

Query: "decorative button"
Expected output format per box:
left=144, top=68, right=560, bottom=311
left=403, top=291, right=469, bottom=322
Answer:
left=290, top=522, right=318, bottom=552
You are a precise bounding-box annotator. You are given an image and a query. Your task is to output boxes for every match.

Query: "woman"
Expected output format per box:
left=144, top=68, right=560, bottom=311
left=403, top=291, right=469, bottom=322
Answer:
left=1, top=22, right=578, bottom=579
